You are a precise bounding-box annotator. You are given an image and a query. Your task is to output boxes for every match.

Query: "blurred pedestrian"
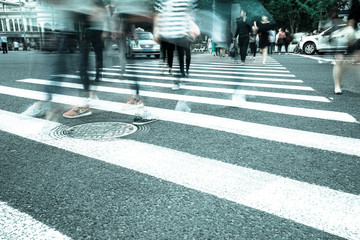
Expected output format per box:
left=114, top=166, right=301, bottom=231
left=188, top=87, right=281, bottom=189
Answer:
left=22, top=1, right=79, bottom=121
left=249, top=24, right=258, bottom=61
left=63, top=0, right=106, bottom=118
left=276, top=28, right=286, bottom=54
left=154, top=0, right=198, bottom=90
left=268, top=29, right=276, bottom=55
left=256, top=15, right=274, bottom=66
left=332, top=0, right=360, bottom=95
left=284, top=28, right=292, bottom=54
left=1, top=37, right=8, bottom=54
left=233, top=9, right=251, bottom=64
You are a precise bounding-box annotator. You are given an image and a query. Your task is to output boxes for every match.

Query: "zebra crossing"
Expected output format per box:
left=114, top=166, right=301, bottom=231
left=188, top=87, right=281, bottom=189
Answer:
left=1, top=55, right=359, bottom=239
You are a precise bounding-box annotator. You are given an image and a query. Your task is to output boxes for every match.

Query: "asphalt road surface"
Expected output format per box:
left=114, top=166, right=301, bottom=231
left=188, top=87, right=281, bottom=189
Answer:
left=1, top=50, right=359, bottom=240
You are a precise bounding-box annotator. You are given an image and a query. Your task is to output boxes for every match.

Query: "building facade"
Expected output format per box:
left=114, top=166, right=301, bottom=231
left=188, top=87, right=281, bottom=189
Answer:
left=0, top=0, right=78, bottom=50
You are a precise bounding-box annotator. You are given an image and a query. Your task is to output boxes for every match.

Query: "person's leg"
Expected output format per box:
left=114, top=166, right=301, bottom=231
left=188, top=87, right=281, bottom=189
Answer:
left=118, top=37, right=127, bottom=79
left=185, top=44, right=191, bottom=74
left=92, top=30, right=103, bottom=82
left=262, top=46, right=268, bottom=65
left=167, top=42, right=175, bottom=73
left=285, top=43, right=289, bottom=53
left=333, top=54, right=344, bottom=94
left=177, top=45, right=185, bottom=77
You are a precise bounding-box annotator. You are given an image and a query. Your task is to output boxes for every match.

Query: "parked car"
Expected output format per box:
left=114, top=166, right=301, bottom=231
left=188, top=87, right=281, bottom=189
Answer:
left=126, top=31, right=160, bottom=58
left=291, top=32, right=307, bottom=44
left=299, top=24, right=347, bottom=55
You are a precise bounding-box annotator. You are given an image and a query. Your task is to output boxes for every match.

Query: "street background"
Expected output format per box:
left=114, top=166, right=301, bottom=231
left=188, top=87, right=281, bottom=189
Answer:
left=1, top=50, right=360, bottom=239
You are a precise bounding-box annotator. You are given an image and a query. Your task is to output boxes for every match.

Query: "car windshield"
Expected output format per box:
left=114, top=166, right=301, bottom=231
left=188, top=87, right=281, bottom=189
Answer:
left=137, top=33, right=154, bottom=40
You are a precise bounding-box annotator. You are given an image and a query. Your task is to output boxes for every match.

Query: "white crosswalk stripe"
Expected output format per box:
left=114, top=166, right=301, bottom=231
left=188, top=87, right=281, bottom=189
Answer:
left=1, top=56, right=359, bottom=239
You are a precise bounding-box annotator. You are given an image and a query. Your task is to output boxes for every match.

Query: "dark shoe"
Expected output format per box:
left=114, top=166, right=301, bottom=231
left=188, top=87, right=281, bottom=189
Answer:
left=133, top=116, right=157, bottom=125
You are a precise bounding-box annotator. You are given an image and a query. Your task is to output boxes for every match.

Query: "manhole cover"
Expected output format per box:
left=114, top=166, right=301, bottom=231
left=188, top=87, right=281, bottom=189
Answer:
left=62, top=122, right=137, bottom=140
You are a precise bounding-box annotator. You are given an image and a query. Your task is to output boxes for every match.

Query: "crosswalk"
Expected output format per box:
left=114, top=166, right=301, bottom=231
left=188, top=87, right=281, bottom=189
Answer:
left=1, top=54, right=359, bottom=239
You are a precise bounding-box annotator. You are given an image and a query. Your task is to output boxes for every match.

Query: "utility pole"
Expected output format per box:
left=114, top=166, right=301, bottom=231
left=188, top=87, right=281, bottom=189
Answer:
left=212, top=0, right=215, bottom=40
left=18, top=0, right=27, bottom=49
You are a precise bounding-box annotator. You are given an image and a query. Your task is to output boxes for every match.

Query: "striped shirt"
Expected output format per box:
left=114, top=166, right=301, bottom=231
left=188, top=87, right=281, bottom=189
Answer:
left=155, top=0, right=196, bottom=40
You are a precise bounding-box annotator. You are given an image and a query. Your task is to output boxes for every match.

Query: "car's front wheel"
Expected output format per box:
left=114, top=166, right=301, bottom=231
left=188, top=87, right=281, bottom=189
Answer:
left=303, top=42, right=316, bottom=55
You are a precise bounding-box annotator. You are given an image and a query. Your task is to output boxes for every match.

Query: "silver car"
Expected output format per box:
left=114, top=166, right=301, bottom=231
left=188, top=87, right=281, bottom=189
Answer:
left=299, top=24, right=348, bottom=55
left=126, top=31, right=161, bottom=58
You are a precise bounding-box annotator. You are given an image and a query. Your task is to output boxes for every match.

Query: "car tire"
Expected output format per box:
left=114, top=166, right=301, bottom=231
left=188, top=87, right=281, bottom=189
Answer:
left=303, top=42, right=316, bottom=55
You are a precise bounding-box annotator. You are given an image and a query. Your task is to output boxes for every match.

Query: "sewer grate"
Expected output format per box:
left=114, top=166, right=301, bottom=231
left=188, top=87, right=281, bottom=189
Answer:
left=50, top=122, right=138, bottom=140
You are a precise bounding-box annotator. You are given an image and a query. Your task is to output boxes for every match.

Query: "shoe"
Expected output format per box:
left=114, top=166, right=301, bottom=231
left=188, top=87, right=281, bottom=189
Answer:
left=22, top=101, right=50, bottom=118
left=168, top=68, right=172, bottom=75
left=63, top=106, right=92, bottom=119
left=123, top=97, right=144, bottom=110
left=240, top=61, right=245, bottom=65
left=172, top=83, right=180, bottom=91
left=334, top=89, right=342, bottom=95
left=133, top=116, right=157, bottom=125
left=232, top=92, right=246, bottom=107
left=186, top=70, right=189, bottom=76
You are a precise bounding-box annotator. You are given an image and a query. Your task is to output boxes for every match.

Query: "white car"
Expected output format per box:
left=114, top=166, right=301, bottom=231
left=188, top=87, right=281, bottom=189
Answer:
left=126, top=31, right=161, bottom=58
left=299, top=24, right=348, bottom=55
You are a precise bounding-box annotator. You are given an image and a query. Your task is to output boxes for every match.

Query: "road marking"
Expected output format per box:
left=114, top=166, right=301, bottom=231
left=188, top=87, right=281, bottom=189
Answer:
left=120, top=65, right=291, bottom=73
left=5, top=83, right=351, bottom=122
left=18, top=78, right=329, bottom=102
left=290, top=53, right=334, bottom=62
left=0, top=84, right=358, bottom=143
left=0, top=201, right=71, bottom=240
left=109, top=68, right=296, bottom=78
left=93, top=71, right=303, bottom=83
left=0, top=110, right=359, bottom=240
left=129, top=62, right=287, bottom=70
left=56, top=74, right=311, bottom=91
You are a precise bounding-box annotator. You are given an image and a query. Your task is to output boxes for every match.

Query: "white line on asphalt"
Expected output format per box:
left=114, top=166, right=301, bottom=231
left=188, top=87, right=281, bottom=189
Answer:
left=18, top=78, right=329, bottom=102
left=0, top=201, right=71, bottom=240
left=93, top=71, right=303, bottom=83
left=0, top=84, right=358, bottom=133
left=128, top=62, right=287, bottom=70
left=118, top=65, right=291, bottom=73
left=107, top=68, right=296, bottom=78
left=290, top=53, right=334, bottom=62
left=2, top=84, right=354, bottom=122
left=56, top=74, right=311, bottom=91
left=0, top=110, right=359, bottom=240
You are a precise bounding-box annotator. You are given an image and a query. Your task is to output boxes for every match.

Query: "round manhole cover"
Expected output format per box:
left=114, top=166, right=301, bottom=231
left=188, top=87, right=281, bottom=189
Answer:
left=63, top=122, right=137, bottom=140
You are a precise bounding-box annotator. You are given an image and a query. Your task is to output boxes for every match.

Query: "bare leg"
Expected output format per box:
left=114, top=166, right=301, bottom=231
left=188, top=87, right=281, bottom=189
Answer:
left=333, top=54, right=344, bottom=94
left=262, top=46, right=268, bottom=65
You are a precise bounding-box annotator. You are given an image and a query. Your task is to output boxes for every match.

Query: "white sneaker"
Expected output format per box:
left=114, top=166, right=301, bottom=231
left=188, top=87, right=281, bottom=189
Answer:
left=232, top=92, right=246, bottom=107
left=172, top=83, right=180, bottom=91
left=175, top=101, right=191, bottom=112
left=22, top=101, right=50, bottom=118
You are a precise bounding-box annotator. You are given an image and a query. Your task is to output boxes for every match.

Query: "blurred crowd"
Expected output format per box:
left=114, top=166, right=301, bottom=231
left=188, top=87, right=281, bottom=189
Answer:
left=21, top=0, right=360, bottom=123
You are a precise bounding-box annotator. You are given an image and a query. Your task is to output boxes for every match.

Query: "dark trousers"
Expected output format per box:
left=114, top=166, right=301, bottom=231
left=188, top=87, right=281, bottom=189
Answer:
left=250, top=42, right=257, bottom=57
left=80, top=29, right=103, bottom=91
left=45, top=33, right=68, bottom=100
left=2, top=42, right=7, bottom=54
left=285, top=43, right=290, bottom=53
left=177, top=44, right=191, bottom=76
left=238, top=35, right=249, bottom=61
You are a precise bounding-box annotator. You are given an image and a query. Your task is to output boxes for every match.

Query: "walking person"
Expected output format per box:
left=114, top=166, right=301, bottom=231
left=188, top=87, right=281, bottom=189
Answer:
left=154, top=0, right=198, bottom=90
left=276, top=28, right=286, bottom=54
left=268, top=29, right=276, bottom=55
left=249, top=24, right=258, bottom=61
left=284, top=28, right=292, bottom=54
left=332, top=0, right=360, bottom=95
left=1, top=37, right=8, bottom=54
left=233, top=9, right=251, bottom=65
left=63, top=0, right=106, bottom=118
left=256, top=15, right=274, bottom=66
